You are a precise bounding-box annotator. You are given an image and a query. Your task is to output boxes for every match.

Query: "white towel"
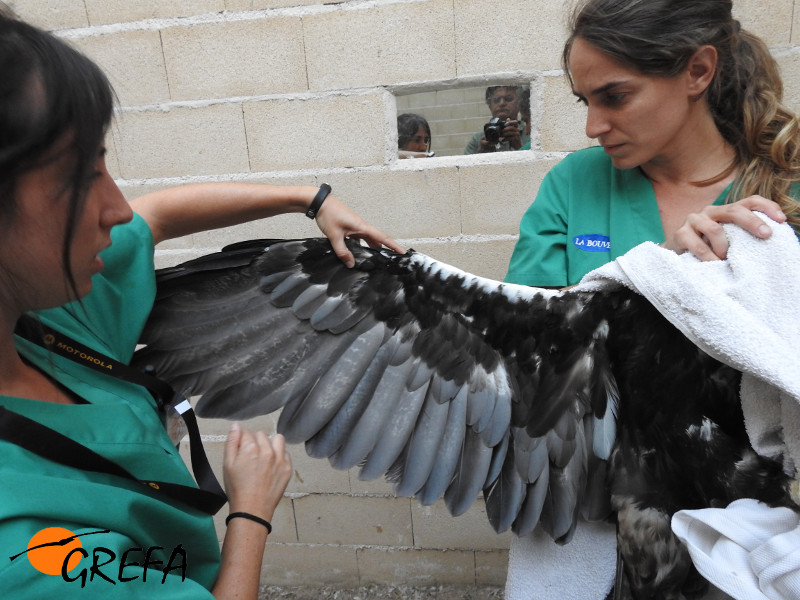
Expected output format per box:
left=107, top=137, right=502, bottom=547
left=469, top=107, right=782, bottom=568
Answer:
left=672, top=499, right=800, bottom=600
left=505, top=215, right=800, bottom=600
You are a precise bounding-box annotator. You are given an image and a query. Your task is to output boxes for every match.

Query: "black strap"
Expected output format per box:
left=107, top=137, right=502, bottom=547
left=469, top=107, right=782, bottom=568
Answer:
left=0, top=406, right=225, bottom=515
left=12, top=315, right=227, bottom=515
left=305, top=183, right=331, bottom=219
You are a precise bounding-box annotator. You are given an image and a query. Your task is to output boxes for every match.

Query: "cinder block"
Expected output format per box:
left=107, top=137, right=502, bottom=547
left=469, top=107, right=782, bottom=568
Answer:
left=733, top=0, right=793, bottom=46
left=161, top=18, right=307, bottom=101
left=71, top=30, right=170, bottom=106
left=321, top=167, right=462, bottom=240
left=349, top=471, right=399, bottom=496
left=9, top=0, right=88, bottom=30
left=356, top=547, right=476, bottom=586
left=225, top=0, right=320, bottom=10
left=408, top=238, right=519, bottom=282
left=304, top=0, right=456, bottom=91
left=455, top=0, right=566, bottom=75
left=294, top=494, right=413, bottom=546
left=540, top=74, right=594, bottom=152
left=776, top=53, right=800, bottom=116
left=243, top=93, right=387, bottom=171
left=411, top=499, right=512, bottom=551
left=285, top=449, right=352, bottom=495
left=259, top=543, right=360, bottom=587
left=83, top=0, right=223, bottom=25
left=475, top=549, right=509, bottom=587
left=459, top=158, right=552, bottom=236
left=112, top=104, right=250, bottom=178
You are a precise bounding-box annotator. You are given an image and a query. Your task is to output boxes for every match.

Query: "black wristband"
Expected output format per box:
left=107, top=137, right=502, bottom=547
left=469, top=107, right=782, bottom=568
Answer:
left=305, top=183, right=332, bottom=219
left=225, top=512, right=273, bottom=534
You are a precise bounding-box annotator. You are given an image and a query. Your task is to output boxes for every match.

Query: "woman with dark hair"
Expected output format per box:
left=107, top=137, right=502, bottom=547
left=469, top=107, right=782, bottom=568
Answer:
left=397, top=112, right=433, bottom=158
left=0, top=10, right=401, bottom=598
left=504, top=0, right=799, bottom=598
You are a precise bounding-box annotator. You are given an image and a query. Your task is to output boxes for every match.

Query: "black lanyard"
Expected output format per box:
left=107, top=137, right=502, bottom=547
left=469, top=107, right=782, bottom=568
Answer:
left=9, top=315, right=227, bottom=515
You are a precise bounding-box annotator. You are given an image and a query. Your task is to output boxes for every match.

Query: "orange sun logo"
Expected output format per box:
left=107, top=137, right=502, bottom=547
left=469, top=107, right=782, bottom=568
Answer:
left=25, top=527, right=84, bottom=575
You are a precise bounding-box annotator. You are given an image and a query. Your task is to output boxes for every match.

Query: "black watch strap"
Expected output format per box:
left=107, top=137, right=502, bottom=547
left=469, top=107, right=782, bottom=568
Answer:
left=305, top=183, right=332, bottom=219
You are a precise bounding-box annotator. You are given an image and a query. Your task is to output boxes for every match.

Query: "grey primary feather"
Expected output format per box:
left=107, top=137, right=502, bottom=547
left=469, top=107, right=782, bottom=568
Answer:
left=134, top=237, right=798, bottom=600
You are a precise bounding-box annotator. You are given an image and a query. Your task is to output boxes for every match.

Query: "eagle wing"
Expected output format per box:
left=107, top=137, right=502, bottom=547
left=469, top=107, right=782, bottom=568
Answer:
left=133, top=238, right=620, bottom=541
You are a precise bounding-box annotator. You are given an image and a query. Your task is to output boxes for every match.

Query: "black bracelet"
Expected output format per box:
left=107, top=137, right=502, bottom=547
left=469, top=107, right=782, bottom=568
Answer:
left=305, top=183, right=332, bottom=219
left=225, top=512, right=272, bottom=534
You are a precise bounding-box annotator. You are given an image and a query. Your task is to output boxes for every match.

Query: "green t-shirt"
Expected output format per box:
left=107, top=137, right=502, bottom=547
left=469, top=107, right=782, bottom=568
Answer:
left=505, top=146, right=730, bottom=287
left=0, top=214, right=221, bottom=597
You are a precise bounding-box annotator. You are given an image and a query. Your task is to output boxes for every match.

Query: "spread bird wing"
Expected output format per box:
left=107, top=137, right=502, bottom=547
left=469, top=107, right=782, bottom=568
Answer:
left=133, top=238, right=621, bottom=541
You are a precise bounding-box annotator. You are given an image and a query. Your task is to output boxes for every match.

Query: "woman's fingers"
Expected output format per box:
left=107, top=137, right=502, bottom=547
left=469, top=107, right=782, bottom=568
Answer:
left=665, top=196, right=786, bottom=260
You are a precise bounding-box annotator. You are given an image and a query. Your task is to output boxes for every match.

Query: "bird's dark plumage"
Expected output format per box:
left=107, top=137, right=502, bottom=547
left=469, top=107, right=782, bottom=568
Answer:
left=134, top=238, right=798, bottom=600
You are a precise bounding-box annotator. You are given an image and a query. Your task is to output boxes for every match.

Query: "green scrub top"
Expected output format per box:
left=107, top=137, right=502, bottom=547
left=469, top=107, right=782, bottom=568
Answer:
left=0, top=214, right=221, bottom=597
left=505, top=146, right=731, bottom=286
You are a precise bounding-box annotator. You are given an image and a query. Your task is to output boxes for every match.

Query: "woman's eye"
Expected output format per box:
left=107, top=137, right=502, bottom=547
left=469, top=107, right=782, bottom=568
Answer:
left=604, top=93, right=626, bottom=105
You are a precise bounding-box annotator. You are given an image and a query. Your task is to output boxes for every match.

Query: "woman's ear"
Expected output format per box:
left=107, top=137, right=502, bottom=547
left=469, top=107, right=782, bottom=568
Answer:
left=686, top=45, right=718, bottom=98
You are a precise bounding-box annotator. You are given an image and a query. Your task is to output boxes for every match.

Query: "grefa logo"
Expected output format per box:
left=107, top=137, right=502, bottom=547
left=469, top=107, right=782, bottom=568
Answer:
left=9, top=527, right=187, bottom=587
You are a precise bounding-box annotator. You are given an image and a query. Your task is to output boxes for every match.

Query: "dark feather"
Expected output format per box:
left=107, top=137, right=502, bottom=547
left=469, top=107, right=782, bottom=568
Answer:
left=134, top=237, right=798, bottom=600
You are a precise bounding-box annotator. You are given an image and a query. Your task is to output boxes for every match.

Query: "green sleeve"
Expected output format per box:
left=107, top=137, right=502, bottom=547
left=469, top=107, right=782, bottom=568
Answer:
left=464, top=131, right=482, bottom=155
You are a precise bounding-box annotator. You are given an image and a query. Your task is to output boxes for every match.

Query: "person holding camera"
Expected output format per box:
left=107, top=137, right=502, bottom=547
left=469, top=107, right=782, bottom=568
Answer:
left=464, top=85, right=530, bottom=154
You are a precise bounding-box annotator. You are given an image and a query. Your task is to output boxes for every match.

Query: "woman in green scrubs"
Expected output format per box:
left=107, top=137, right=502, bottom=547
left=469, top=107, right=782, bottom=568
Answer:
left=504, top=1, right=800, bottom=599
left=0, top=11, right=401, bottom=599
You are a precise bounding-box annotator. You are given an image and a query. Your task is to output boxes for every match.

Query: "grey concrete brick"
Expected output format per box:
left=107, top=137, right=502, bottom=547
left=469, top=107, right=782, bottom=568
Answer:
left=84, top=0, right=224, bottom=25
left=72, top=30, right=170, bottom=107
left=540, top=75, right=593, bottom=153
left=259, top=543, right=360, bottom=587
left=475, top=549, right=509, bottom=587
left=9, top=0, right=88, bottom=30
left=161, top=18, right=307, bottom=101
left=225, top=0, right=321, bottom=10
left=733, top=0, right=793, bottom=46
left=294, top=494, right=413, bottom=546
left=357, top=547, right=476, bottom=586
left=411, top=499, right=512, bottom=551
left=407, top=238, right=518, bottom=282
left=322, top=167, right=462, bottom=240
left=304, top=0, right=457, bottom=91
left=243, top=94, right=387, bottom=172
left=454, top=0, right=566, bottom=75
left=459, top=159, right=553, bottom=236
left=285, top=448, right=352, bottom=495
left=112, top=104, right=250, bottom=178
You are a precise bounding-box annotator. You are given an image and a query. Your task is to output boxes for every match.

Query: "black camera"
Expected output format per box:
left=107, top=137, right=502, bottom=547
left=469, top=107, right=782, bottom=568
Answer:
left=483, top=117, right=508, bottom=144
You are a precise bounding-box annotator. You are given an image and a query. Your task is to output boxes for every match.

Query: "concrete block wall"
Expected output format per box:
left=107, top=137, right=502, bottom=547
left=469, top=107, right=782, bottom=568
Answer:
left=13, top=0, right=800, bottom=589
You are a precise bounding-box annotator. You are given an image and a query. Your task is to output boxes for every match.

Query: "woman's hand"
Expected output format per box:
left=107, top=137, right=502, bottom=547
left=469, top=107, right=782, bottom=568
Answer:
left=212, top=423, right=292, bottom=600
left=663, top=195, right=787, bottom=260
left=223, top=422, right=292, bottom=521
left=314, top=194, right=405, bottom=267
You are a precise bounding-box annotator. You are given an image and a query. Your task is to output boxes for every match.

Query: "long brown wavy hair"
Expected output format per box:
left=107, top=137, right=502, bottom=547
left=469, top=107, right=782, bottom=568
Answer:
left=562, top=0, right=800, bottom=229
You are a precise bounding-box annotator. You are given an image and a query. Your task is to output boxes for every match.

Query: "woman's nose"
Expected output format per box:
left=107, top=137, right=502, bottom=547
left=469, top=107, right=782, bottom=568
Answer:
left=585, top=106, right=610, bottom=139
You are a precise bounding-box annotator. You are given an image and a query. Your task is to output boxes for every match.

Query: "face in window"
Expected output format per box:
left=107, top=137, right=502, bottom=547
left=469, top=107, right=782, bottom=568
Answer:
left=489, top=88, right=520, bottom=120
left=401, top=126, right=431, bottom=153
